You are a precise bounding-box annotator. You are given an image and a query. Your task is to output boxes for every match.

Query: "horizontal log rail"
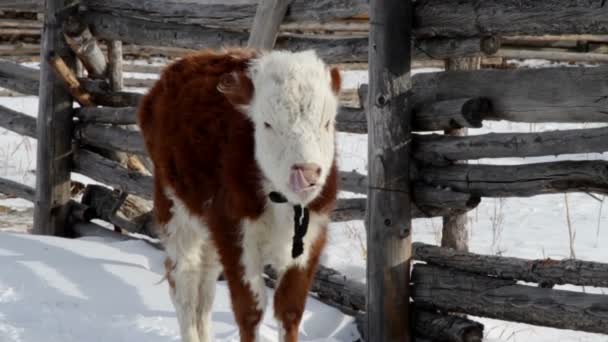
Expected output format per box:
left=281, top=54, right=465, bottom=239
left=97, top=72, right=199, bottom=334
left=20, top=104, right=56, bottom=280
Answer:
left=414, top=0, right=608, bottom=38
left=0, top=177, right=35, bottom=201
left=420, top=161, right=608, bottom=197
left=83, top=11, right=498, bottom=63
left=73, top=149, right=480, bottom=220
left=9, top=0, right=608, bottom=40
left=82, top=0, right=367, bottom=29
left=0, top=59, right=39, bottom=95
left=0, top=104, right=36, bottom=138
left=411, top=65, right=608, bottom=123
left=74, top=123, right=147, bottom=155
left=74, top=106, right=135, bottom=125
left=414, top=126, right=608, bottom=165
left=412, top=264, right=608, bottom=334
left=413, top=242, right=608, bottom=287
left=414, top=310, right=483, bottom=342
left=6, top=61, right=608, bottom=129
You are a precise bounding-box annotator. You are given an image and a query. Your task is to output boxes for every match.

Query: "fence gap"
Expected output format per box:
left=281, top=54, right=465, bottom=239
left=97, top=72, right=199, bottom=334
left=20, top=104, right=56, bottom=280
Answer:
left=441, top=56, right=481, bottom=252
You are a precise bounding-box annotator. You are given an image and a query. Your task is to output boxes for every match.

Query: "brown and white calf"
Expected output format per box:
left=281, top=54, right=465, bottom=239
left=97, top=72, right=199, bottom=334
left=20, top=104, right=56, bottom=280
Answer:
left=137, top=48, right=341, bottom=342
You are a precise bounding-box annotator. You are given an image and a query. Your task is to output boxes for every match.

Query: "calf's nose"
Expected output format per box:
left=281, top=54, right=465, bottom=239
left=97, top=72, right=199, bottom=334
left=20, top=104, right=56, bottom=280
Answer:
left=291, top=163, right=322, bottom=186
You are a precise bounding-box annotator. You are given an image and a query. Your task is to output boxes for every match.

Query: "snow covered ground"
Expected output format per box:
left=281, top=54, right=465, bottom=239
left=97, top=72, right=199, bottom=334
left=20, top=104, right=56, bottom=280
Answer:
left=1, top=59, right=607, bottom=341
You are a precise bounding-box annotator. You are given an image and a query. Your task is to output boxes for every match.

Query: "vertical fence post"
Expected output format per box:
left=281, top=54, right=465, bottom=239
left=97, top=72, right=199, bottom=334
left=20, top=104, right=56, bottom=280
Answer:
left=441, top=57, right=481, bottom=252
left=247, top=0, right=292, bottom=49
left=366, top=0, right=413, bottom=340
left=33, top=0, right=74, bottom=236
left=108, top=40, right=123, bottom=91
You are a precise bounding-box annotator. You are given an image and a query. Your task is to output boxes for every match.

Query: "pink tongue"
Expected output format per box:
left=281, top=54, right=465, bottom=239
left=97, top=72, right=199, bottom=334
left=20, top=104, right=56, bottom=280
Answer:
left=290, top=169, right=310, bottom=193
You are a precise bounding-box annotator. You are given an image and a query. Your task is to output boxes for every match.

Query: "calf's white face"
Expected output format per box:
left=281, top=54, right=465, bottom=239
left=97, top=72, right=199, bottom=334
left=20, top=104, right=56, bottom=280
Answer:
left=247, top=50, right=340, bottom=205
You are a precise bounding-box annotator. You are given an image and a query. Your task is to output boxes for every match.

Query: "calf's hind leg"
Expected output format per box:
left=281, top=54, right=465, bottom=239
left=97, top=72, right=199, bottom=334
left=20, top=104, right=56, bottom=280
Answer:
left=163, top=195, right=220, bottom=342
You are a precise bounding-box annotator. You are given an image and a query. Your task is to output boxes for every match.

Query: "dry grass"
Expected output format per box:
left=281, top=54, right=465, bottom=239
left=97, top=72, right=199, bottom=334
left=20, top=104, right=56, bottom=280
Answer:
left=343, top=222, right=367, bottom=261
left=563, top=193, right=576, bottom=259
left=490, top=198, right=506, bottom=255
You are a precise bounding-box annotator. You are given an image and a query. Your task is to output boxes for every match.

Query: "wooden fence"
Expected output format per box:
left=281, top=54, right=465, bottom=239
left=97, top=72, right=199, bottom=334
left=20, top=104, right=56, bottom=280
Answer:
left=1, top=0, right=608, bottom=341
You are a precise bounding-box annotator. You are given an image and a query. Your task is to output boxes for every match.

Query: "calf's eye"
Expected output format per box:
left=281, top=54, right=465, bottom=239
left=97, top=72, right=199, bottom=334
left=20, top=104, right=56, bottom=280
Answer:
left=264, top=122, right=272, bottom=129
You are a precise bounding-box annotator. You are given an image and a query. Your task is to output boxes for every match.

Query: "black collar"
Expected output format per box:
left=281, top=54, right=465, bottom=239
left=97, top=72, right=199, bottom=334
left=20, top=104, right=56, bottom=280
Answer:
left=268, top=191, right=288, bottom=204
left=268, top=191, right=309, bottom=258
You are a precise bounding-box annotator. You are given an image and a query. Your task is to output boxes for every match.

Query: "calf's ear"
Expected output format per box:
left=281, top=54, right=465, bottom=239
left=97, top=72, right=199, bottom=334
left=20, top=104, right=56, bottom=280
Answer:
left=217, top=71, right=254, bottom=107
left=329, top=67, right=341, bottom=95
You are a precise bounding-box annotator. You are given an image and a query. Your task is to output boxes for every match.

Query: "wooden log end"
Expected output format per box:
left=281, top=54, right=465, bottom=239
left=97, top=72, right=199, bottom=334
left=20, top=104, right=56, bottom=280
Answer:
left=461, top=97, right=492, bottom=128
left=481, top=36, right=501, bottom=55
left=62, top=15, right=88, bottom=37
left=465, top=194, right=481, bottom=209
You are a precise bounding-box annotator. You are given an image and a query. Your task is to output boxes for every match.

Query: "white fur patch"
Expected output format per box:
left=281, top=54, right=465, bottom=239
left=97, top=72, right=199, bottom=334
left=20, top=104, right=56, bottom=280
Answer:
left=246, top=50, right=339, bottom=205
left=163, top=188, right=221, bottom=342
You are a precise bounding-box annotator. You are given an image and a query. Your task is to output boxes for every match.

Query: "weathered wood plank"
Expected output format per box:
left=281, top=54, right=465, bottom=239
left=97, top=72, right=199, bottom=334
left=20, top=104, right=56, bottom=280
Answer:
left=0, top=58, right=39, bottom=95
left=366, top=0, right=412, bottom=340
left=414, top=0, right=608, bottom=38
left=414, top=126, right=608, bottom=165
left=0, top=177, right=35, bottom=201
left=33, top=0, right=74, bottom=236
left=81, top=0, right=367, bottom=29
left=0, top=104, right=36, bottom=138
left=412, top=63, right=608, bottom=124
left=415, top=310, right=484, bottom=342
left=73, top=149, right=154, bottom=200
left=83, top=12, right=496, bottom=63
left=48, top=53, right=94, bottom=106
left=420, top=161, right=608, bottom=197
left=107, top=40, right=124, bottom=90
left=63, top=16, right=107, bottom=78
left=0, top=0, right=43, bottom=11
left=498, top=48, right=608, bottom=63
left=412, top=264, right=608, bottom=334
left=413, top=97, right=490, bottom=131
left=331, top=192, right=480, bottom=221
left=413, top=242, right=608, bottom=288
left=74, top=106, right=135, bottom=125
left=414, top=67, right=608, bottom=122
left=247, top=0, right=291, bottom=49
left=73, top=105, right=363, bottom=131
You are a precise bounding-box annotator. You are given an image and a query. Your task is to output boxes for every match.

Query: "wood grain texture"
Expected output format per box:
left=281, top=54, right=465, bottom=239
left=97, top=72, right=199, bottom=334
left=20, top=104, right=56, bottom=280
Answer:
left=412, top=264, right=608, bottom=334
left=440, top=51, right=477, bottom=253
left=414, top=0, right=608, bottom=38
left=0, top=0, right=43, bottom=11
left=81, top=0, right=367, bottom=29
left=413, top=97, right=489, bottom=132
left=247, top=0, right=291, bottom=49
left=48, top=54, right=94, bottom=106
left=413, top=242, right=608, bottom=288
left=412, top=65, right=608, bottom=123
left=72, top=149, right=153, bottom=200
left=107, top=40, right=124, bottom=90
left=74, top=106, right=135, bottom=125
left=63, top=16, right=107, bottom=78
left=33, top=0, right=74, bottom=236
left=420, top=161, right=608, bottom=197
left=0, top=104, right=36, bottom=138
left=0, top=59, right=39, bottom=95
left=74, top=123, right=147, bottom=155
left=415, top=310, right=483, bottom=342
left=366, top=0, right=413, bottom=340
left=82, top=11, right=497, bottom=63
left=0, top=177, right=35, bottom=201
left=414, top=126, right=608, bottom=165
